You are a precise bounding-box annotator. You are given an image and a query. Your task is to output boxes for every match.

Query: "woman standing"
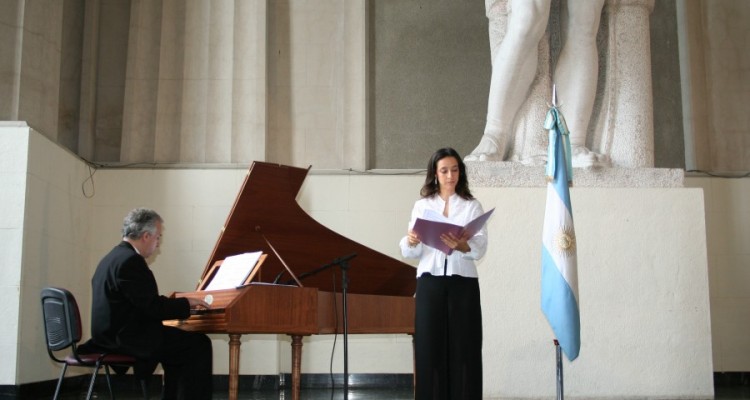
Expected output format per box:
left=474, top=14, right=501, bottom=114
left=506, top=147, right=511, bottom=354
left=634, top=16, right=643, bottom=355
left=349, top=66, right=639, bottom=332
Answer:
left=400, top=147, right=488, bottom=399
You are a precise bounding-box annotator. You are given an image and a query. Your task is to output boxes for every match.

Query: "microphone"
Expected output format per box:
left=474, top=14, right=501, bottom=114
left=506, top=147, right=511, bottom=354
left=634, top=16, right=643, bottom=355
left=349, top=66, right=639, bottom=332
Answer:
left=287, top=253, right=358, bottom=285
left=332, top=253, right=357, bottom=266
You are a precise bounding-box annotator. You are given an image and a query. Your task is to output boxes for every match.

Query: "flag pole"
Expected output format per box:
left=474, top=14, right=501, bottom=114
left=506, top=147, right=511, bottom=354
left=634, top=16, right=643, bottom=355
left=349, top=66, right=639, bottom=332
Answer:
left=552, top=84, right=557, bottom=107
left=555, top=339, right=564, bottom=400
left=552, top=84, right=564, bottom=400
left=546, top=83, right=577, bottom=399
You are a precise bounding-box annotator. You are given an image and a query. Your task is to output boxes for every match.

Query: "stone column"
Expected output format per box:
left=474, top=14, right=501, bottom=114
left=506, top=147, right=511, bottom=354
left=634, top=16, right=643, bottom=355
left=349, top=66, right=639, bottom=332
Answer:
left=205, top=1, right=234, bottom=163
left=0, top=0, right=23, bottom=120
left=600, top=0, right=655, bottom=168
left=342, top=1, right=366, bottom=170
left=179, top=1, right=210, bottom=163
left=153, top=0, right=186, bottom=162
left=232, top=0, right=266, bottom=164
left=121, top=0, right=162, bottom=163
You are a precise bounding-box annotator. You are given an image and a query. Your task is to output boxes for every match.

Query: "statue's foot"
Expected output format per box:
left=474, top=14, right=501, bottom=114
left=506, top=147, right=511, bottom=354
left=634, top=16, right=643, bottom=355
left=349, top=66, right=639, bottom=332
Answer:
left=520, top=154, right=547, bottom=166
left=571, top=145, right=611, bottom=168
left=465, top=134, right=507, bottom=162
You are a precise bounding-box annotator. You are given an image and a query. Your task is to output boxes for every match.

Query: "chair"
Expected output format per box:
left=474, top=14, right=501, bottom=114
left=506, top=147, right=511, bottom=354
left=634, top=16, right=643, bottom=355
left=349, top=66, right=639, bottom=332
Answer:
left=41, top=287, right=149, bottom=400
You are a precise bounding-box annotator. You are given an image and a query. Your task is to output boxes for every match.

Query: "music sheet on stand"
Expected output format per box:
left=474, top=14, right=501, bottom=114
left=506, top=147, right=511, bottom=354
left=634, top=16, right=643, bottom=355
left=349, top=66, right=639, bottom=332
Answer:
left=204, top=251, right=262, bottom=291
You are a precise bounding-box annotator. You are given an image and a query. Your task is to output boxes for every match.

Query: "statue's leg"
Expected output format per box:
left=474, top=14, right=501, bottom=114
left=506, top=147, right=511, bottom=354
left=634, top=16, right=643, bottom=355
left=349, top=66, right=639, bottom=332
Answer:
left=467, top=0, right=551, bottom=162
left=554, top=0, right=609, bottom=167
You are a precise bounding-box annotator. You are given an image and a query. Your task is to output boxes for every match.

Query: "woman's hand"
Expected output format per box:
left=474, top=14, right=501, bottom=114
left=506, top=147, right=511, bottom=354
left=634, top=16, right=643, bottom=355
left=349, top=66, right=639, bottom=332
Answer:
left=407, top=230, right=421, bottom=247
left=441, top=232, right=471, bottom=253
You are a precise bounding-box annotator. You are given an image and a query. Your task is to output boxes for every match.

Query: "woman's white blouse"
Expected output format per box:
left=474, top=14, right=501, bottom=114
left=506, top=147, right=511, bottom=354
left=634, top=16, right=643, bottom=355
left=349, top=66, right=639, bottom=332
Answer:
left=399, top=194, right=488, bottom=278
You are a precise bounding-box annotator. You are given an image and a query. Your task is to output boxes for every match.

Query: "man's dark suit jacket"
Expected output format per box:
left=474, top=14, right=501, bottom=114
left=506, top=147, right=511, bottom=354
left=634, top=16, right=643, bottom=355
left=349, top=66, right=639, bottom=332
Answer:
left=89, top=241, right=191, bottom=359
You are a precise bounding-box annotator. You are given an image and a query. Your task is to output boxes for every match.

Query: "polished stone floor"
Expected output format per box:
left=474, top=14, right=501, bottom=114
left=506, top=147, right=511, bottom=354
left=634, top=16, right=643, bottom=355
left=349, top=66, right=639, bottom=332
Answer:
left=52, top=384, right=750, bottom=400
left=55, top=387, right=414, bottom=400
left=39, top=371, right=749, bottom=400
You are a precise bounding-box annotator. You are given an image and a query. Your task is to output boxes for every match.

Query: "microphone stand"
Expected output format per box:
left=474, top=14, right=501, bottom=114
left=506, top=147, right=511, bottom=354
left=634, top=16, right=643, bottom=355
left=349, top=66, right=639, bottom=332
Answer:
left=338, top=256, right=353, bottom=400
left=280, top=253, right=357, bottom=398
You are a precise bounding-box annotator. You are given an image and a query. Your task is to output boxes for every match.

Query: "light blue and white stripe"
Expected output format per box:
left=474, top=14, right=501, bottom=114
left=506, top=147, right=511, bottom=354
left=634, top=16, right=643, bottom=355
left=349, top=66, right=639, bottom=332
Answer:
left=541, top=106, right=580, bottom=361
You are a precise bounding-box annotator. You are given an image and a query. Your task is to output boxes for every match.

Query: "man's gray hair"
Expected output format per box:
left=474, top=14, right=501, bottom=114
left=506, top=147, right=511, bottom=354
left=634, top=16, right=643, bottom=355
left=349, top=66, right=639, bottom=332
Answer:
left=122, top=208, right=163, bottom=239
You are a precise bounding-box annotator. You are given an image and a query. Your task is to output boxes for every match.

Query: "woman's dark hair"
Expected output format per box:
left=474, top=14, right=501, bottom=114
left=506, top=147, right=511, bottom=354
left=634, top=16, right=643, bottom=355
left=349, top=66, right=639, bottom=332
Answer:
left=420, top=147, right=474, bottom=200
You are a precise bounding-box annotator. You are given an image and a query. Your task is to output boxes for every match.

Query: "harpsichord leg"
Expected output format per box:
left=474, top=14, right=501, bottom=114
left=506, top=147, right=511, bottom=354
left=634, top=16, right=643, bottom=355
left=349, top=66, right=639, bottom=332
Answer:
left=228, top=333, right=242, bottom=400
left=291, top=335, right=303, bottom=400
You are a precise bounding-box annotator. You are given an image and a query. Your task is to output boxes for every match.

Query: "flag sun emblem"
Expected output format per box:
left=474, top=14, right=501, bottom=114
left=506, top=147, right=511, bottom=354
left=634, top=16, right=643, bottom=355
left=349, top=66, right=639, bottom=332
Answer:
left=555, top=225, right=576, bottom=257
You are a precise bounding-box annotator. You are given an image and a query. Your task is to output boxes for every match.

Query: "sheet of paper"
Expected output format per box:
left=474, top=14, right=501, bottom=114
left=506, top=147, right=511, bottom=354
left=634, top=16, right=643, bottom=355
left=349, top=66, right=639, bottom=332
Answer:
left=204, top=251, right=262, bottom=291
left=422, top=209, right=450, bottom=223
left=412, top=208, right=495, bottom=255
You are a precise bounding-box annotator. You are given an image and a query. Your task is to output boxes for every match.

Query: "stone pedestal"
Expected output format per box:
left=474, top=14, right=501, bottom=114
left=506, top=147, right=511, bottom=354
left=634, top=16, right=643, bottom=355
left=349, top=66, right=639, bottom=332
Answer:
left=467, top=161, right=683, bottom=188
left=475, top=183, right=712, bottom=398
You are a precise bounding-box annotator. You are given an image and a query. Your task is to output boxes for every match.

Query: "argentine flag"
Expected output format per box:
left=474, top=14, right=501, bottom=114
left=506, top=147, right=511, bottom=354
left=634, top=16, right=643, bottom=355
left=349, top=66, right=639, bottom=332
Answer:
left=541, top=105, right=580, bottom=361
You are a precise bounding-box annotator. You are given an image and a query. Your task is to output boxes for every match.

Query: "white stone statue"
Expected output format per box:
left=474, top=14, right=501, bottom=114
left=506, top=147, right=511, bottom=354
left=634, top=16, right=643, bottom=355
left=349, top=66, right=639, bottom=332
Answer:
left=467, top=0, right=607, bottom=168
left=467, top=0, right=656, bottom=169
